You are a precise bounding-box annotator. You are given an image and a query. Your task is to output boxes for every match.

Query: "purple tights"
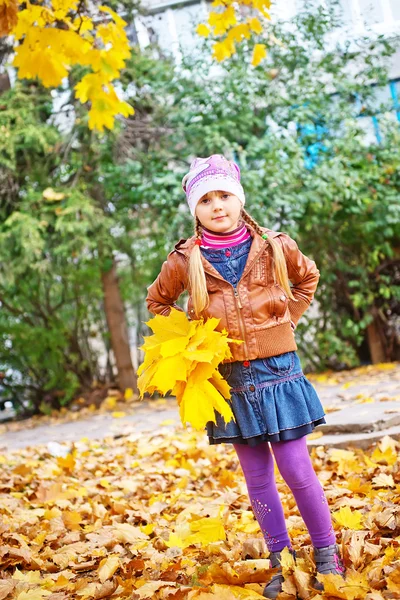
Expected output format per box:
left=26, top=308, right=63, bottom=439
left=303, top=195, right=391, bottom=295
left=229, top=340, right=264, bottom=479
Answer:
left=233, top=437, right=336, bottom=552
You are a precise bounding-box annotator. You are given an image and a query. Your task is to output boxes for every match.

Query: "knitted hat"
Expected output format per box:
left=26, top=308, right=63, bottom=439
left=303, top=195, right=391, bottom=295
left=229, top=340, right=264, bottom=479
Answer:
left=182, top=154, right=245, bottom=216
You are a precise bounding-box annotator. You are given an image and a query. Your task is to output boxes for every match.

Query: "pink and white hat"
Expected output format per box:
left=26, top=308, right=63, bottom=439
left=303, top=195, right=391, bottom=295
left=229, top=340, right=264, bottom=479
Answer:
left=182, top=154, right=246, bottom=216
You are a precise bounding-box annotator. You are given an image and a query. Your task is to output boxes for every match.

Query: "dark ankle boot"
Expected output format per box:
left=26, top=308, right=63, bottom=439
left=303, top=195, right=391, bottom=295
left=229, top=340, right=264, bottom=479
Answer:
left=263, top=548, right=296, bottom=599
left=313, top=544, right=345, bottom=591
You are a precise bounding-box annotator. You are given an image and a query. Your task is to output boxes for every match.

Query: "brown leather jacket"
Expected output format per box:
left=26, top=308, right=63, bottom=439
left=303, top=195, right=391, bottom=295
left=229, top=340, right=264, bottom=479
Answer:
left=146, top=225, right=320, bottom=362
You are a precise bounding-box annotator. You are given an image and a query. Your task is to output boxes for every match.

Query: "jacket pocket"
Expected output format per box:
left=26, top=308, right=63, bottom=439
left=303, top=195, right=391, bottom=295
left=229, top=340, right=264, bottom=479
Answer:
left=271, top=285, right=289, bottom=318
left=187, top=296, right=195, bottom=319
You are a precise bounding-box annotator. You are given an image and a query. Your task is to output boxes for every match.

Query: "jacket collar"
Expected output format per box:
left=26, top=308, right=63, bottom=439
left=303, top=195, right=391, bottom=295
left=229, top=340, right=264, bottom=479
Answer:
left=174, top=223, right=282, bottom=280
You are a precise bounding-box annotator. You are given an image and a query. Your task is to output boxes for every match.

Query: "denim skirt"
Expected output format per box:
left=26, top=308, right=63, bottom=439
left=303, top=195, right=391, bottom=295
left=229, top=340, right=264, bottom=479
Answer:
left=206, top=351, right=326, bottom=446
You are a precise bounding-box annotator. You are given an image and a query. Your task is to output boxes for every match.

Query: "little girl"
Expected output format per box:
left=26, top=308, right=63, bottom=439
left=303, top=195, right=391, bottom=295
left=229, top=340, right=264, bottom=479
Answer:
left=146, top=154, right=345, bottom=598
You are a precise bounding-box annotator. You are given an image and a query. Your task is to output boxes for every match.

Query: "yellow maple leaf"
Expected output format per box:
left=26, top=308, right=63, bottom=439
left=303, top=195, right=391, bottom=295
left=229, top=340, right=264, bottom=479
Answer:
left=252, top=0, right=271, bottom=18
left=113, top=523, right=148, bottom=543
left=211, top=583, right=266, bottom=598
left=111, top=411, right=126, bottom=418
left=227, top=23, right=251, bottom=43
left=146, top=307, right=192, bottom=340
left=140, top=523, right=156, bottom=535
left=62, top=510, right=82, bottom=530
left=99, top=4, right=127, bottom=29
left=13, top=36, right=69, bottom=88
left=167, top=514, right=226, bottom=549
left=307, top=430, right=324, bottom=440
left=12, top=568, right=42, bottom=583
left=248, top=17, right=263, bottom=34
left=15, top=590, right=52, bottom=600
left=179, top=377, right=235, bottom=430
left=376, top=362, right=396, bottom=370
left=372, top=473, right=395, bottom=488
left=124, top=387, right=134, bottom=401
left=378, top=435, right=398, bottom=452
left=52, top=0, right=79, bottom=20
left=196, top=23, right=211, bottom=37
left=56, top=453, right=75, bottom=471
left=209, top=5, right=236, bottom=36
left=314, top=573, right=347, bottom=598
left=341, top=569, right=370, bottom=600
left=341, top=381, right=356, bottom=389
left=212, top=39, right=235, bottom=61
left=279, top=546, right=296, bottom=572
left=332, top=506, right=364, bottom=530
left=103, top=395, right=117, bottom=410
left=251, top=43, right=267, bottom=67
left=98, top=554, right=120, bottom=582
left=371, top=446, right=397, bottom=465
left=354, top=396, right=374, bottom=404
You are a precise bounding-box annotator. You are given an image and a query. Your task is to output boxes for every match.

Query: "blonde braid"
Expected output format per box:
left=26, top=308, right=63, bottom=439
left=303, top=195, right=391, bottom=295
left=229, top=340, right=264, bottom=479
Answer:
left=188, top=218, right=209, bottom=316
left=241, top=209, right=296, bottom=302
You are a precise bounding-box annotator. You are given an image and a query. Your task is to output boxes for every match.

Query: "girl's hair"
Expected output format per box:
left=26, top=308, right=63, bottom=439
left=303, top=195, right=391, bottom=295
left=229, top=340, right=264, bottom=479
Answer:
left=188, top=208, right=297, bottom=316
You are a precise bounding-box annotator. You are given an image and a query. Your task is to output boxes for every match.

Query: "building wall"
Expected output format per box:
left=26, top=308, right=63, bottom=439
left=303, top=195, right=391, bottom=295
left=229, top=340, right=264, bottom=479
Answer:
left=136, top=0, right=400, bottom=77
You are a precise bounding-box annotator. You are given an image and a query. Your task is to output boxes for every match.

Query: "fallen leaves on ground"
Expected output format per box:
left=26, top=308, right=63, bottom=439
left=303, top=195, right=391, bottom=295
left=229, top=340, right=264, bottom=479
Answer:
left=1, top=426, right=400, bottom=599
left=2, top=363, right=399, bottom=439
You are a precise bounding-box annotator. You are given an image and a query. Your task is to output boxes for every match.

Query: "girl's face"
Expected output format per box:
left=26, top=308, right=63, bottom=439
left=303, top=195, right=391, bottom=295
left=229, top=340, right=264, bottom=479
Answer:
left=195, top=190, right=242, bottom=233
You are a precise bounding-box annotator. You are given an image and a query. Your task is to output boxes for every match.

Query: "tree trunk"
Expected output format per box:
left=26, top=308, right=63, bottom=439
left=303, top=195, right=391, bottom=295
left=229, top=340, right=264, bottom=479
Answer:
left=367, top=312, right=387, bottom=364
left=101, top=259, right=137, bottom=393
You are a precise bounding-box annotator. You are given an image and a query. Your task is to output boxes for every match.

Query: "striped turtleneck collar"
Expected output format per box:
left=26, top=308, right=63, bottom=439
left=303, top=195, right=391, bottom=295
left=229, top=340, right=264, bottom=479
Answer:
left=201, top=221, right=251, bottom=249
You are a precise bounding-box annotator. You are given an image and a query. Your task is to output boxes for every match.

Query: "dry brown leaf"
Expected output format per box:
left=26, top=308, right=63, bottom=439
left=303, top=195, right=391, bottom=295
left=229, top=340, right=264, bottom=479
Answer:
left=131, top=581, right=175, bottom=599
left=0, top=579, right=16, bottom=600
left=98, top=555, right=120, bottom=582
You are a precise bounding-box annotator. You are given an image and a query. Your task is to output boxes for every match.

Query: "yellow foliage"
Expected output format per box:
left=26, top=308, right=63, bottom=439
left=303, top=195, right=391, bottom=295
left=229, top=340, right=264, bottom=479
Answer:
left=167, top=513, right=227, bottom=549
left=111, top=411, right=126, bottom=418
left=42, top=188, right=65, bottom=202
left=103, top=395, right=117, bottom=410
left=209, top=6, right=237, bottom=36
left=62, top=509, right=82, bottom=530
left=16, top=590, right=52, bottom=599
left=124, top=387, right=134, bottom=401
left=138, top=309, right=242, bottom=430
left=252, top=43, right=267, bottom=66
left=279, top=546, right=296, bottom=572
left=212, top=39, right=236, bottom=62
left=248, top=17, right=263, bottom=34
left=197, top=23, right=211, bottom=37
left=227, top=23, right=251, bottom=43
left=1, top=0, right=133, bottom=132
left=56, top=453, right=75, bottom=471
left=332, top=505, right=364, bottom=530
left=197, top=0, right=273, bottom=63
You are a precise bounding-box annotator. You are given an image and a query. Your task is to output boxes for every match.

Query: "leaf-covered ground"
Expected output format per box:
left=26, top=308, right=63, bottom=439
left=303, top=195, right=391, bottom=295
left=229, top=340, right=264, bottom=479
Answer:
left=1, top=420, right=400, bottom=600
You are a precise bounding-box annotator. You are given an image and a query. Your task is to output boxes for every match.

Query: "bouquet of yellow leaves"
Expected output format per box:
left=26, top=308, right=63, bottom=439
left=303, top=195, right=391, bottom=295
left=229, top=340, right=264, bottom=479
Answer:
left=137, top=308, right=242, bottom=430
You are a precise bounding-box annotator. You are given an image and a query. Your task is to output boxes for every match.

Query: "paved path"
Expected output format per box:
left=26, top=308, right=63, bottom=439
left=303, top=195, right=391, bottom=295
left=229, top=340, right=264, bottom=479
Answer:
left=1, top=364, right=399, bottom=452
left=0, top=399, right=180, bottom=452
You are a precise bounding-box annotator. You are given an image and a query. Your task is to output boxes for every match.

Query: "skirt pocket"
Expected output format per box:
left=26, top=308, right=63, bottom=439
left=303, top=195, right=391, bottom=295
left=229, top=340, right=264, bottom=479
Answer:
left=219, top=362, right=233, bottom=380
left=262, top=351, right=295, bottom=377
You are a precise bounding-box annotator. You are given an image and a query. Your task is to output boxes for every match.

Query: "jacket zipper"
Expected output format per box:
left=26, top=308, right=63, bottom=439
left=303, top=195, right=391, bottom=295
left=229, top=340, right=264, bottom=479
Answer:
left=233, top=286, right=249, bottom=358
left=231, top=243, right=268, bottom=359
left=176, top=239, right=269, bottom=359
